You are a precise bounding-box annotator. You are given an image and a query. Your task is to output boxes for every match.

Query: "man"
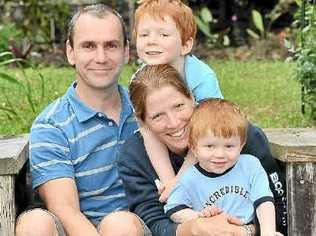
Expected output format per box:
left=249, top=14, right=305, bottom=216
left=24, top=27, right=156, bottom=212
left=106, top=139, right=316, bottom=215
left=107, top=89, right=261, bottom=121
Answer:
left=15, top=4, right=149, bottom=236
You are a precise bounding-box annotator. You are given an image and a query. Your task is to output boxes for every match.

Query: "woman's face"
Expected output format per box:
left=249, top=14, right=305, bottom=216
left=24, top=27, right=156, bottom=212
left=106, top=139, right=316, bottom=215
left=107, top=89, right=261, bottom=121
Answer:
left=144, top=85, right=194, bottom=154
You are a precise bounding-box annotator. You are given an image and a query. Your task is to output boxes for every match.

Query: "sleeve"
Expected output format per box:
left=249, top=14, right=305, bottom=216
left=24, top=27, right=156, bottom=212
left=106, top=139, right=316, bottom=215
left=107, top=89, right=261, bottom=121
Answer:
left=117, top=135, right=178, bottom=236
left=29, top=120, right=74, bottom=189
left=248, top=158, right=274, bottom=208
left=241, top=123, right=287, bottom=234
left=164, top=182, right=192, bottom=217
left=193, top=70, right=224, bottom=103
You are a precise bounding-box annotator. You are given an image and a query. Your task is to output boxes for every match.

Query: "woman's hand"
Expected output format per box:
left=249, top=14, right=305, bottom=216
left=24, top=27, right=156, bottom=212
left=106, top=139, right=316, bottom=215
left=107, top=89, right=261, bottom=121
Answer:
left=199, top=205, right=222, bottom=218
left=176, top=213, right=247, bottom=236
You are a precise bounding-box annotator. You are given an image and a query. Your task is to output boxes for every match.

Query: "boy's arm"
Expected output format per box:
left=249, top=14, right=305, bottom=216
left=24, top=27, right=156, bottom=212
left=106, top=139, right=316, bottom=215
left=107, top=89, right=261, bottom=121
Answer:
left=141, top=127, right=175, bottom=183
left=256, top=201, right=276, bottom=236
left=159, top=151, right=197, bottom=202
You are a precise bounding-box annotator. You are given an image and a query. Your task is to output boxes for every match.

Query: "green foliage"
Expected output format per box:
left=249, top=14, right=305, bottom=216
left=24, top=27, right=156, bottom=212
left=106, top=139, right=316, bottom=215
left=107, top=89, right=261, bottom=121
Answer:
left=194, top=6, right=230, bottom=47
left=1, top=1, right=71, bottom=59
left=0, top=23, right=24, bottom=61
left=211, top=60, right=311, bottom=128
left=293, top=0, right=316, bottom=121
left=0, top=61, right=311, bottom=135
left=0, top=52, right=47, bottom=132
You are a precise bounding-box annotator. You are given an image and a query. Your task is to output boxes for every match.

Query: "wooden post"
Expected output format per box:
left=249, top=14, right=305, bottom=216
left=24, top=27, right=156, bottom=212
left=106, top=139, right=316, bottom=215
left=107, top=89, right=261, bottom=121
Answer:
left=0, top=135, right=28, bottom=236
left=265, top=128, right=316, bottom=236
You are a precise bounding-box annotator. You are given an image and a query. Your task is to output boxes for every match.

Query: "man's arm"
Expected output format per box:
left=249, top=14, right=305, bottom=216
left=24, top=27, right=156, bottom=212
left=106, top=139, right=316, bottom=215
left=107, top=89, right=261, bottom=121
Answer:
left=38, top=178, right=99, bottom=236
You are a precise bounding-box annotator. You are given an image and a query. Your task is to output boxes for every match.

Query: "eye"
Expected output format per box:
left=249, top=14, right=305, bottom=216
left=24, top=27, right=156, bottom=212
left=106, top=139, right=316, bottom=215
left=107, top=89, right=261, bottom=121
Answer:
left=152, top=113, right=162, bottom=121
left=105, top=42, right=120, bottom=50
left=160, top=33, right=169, bottom=37
left=225, top=145, right=235, bottom=149
left=205, top=144, right=214, bottom=149
left=81, top=42, right=95, bottom=49
left=139, top=33, right=148, bottom=37
left=175, top=103, right=184, bottom=109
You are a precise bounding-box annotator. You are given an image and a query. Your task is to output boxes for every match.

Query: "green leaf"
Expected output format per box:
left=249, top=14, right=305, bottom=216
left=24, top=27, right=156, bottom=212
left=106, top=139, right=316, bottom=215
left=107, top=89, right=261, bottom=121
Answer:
left=246, top=29, right=260, bottom=39
left=0, top=72, right=24, bottom=87
left=252, top=10, right=264, bottom=36
left=0, top=51, right=14, bottom=58
left=295, top=0, right=301, bottom=7
left=284, top=39, right=292, bottom=49
left=194, top=15, right=212, bottom=38
left=200, top=7, right=213, bottom=23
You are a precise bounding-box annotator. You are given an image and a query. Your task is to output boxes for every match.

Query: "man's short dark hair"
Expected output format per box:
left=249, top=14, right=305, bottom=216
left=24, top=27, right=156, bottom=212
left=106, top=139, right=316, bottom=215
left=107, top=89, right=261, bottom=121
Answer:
left=67, top=4, right=128, bottom=47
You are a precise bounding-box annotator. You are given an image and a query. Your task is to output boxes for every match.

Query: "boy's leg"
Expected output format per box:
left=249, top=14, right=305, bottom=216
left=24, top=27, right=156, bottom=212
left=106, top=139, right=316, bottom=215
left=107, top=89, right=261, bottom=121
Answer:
left=16, top=208, right=66, bottom=236
left=98, top=211, right=151, bottom=236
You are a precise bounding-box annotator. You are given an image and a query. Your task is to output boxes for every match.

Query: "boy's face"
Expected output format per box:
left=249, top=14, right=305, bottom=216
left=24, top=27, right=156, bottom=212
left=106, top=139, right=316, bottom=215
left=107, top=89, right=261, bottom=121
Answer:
left=136, top=15, right=192, bottom=71
left=192, top=132, right=244, bottom=174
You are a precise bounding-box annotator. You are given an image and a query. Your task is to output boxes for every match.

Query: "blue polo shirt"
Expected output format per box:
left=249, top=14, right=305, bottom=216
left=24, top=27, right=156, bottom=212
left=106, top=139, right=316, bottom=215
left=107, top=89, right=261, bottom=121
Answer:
left=29, top=82, right=138, bottom=223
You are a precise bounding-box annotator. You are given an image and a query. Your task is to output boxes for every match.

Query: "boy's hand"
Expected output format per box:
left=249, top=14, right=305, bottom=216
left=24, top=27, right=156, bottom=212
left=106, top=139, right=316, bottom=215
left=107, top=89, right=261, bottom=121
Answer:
left=199, top=205, right=222, bottom=218
left=158, top=178, right=177, bottom=203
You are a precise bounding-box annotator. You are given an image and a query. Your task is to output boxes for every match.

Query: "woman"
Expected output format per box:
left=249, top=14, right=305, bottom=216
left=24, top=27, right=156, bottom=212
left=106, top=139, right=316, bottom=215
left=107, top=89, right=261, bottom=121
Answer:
left=117, top=64, right=287, bottom=236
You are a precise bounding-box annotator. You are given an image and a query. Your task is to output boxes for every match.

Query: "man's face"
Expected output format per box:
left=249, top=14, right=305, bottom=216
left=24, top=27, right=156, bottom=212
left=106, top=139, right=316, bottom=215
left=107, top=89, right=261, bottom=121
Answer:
left=66, top=13, right=129, bottom=92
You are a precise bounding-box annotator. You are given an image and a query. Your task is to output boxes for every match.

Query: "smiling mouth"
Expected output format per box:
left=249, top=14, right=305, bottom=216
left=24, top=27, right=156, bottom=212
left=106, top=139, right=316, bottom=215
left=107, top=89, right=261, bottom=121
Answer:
left=145, top=51, right=162, bottom=55
left=168, top=128, right=186, bottom=138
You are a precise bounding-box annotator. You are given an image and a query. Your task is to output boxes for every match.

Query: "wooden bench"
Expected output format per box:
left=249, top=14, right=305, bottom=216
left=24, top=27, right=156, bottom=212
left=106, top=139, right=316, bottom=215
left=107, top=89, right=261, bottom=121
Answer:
left=265, top=128, right=316, bottom=236
left=0, top=129, right=315, bottom=236
left=0, top=135, right=28, bottom=236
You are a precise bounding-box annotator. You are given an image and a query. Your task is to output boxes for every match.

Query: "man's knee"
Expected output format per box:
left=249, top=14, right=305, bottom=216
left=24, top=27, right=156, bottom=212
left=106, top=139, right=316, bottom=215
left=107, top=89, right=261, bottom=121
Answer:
left=99, top=211, right=145, bottom=236
left=16, top=209, right=59, bottom=236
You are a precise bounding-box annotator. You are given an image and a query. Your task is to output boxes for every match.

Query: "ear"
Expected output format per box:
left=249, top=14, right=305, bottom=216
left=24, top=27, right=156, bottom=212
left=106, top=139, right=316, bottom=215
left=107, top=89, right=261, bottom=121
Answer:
left=181, top=37, right=194, bottom=56
left=66, top=40, right=75, bottom=66
left=123, top=40, right=130, bottom=64
left=239, top=141, right=246, bottom=153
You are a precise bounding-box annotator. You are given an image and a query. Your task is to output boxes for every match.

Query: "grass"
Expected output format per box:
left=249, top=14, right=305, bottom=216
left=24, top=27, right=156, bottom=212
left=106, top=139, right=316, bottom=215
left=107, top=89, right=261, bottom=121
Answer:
left=0, top=60, right=313, bottom=135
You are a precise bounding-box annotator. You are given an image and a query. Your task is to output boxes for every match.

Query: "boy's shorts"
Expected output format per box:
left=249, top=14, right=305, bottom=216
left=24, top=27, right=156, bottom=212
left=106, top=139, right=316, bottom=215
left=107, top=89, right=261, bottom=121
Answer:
left=17, top=208, right=152, bottom=236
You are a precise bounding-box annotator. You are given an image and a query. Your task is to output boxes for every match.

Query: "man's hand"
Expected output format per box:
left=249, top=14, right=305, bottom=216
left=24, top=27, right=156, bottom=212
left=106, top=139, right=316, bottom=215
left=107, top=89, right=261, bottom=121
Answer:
left=176, top=213, right=246, bottom=236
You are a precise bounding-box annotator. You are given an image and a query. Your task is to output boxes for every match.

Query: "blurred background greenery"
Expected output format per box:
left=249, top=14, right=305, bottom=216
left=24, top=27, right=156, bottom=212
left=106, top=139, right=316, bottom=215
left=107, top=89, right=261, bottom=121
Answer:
left=0, top=0, right=315, bottom=135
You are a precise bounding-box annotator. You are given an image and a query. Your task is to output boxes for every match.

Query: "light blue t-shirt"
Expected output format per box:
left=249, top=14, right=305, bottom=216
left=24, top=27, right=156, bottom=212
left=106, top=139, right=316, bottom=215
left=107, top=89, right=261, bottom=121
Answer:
left=165, top=154, right=274, bottom=224
left=132, top=55, right=223, bottom=102
left=184, top=55, right=223, bottom=102
left=29, top=82, right=138, bottom=224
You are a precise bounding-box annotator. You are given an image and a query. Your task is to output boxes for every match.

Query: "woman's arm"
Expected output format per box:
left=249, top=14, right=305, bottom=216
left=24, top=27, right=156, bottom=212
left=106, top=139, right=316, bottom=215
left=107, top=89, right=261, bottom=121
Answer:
left=118, top=133, right=178, bottom=235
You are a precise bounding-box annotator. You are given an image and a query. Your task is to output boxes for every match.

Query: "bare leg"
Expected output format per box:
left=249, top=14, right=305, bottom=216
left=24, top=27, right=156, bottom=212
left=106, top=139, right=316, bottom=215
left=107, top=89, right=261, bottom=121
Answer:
left=16, top=209, right=60, bottom=236
left=99, top=211, right=145, bottom=236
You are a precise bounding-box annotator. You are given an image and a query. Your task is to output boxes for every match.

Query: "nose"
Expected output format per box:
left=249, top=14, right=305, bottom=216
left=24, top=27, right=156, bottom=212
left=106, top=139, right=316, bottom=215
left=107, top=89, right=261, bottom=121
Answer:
left=213, top=147, right=225, bottom=158
left=95, top=47, right=107, bottom=63
left=166, top=113, right=180, bottom=129
left=147, top=33, right=157, bottom=44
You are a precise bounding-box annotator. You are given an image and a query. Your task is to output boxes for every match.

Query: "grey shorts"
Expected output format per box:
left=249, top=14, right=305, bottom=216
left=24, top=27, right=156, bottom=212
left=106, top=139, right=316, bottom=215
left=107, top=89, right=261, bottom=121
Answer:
left=17, top=209, right=151, bottom=236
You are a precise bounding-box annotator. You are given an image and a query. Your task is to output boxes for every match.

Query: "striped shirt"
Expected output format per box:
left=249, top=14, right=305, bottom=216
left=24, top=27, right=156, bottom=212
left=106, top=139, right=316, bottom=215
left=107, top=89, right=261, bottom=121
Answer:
left=29, top=82, right=138, bottom=223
